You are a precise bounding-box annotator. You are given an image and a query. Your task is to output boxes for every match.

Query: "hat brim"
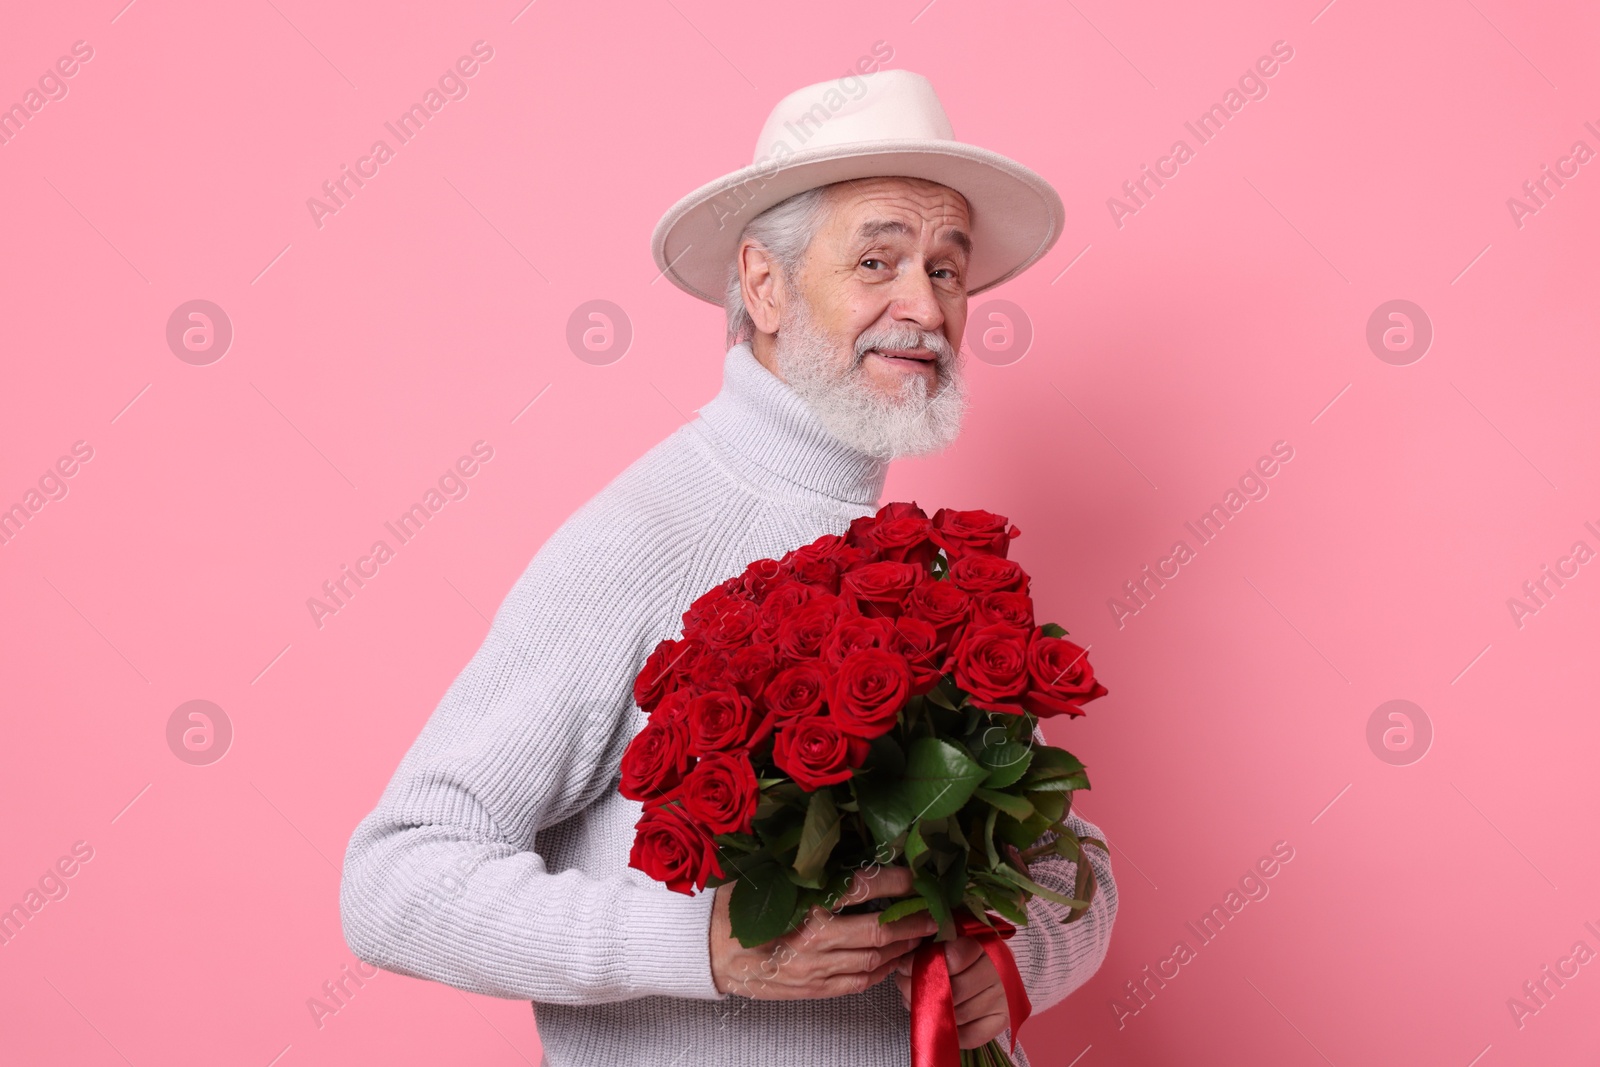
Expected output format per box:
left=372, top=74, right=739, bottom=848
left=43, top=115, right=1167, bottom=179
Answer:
left=651, top=139, right=1066, bottom=305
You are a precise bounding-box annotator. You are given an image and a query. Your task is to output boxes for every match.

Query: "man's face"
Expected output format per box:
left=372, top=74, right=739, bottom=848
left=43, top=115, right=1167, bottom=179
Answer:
left=769, top=177, right=973, bottom=459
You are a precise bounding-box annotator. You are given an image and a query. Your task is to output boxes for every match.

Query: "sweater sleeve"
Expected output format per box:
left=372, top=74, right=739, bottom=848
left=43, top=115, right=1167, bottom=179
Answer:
left=338, top=495, right=726, bottom=1006
left=1002, top=728, right=1118, bottom=1014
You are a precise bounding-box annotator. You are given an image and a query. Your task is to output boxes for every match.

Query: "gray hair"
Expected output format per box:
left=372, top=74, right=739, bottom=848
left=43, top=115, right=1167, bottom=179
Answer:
left=723, top=184, right=835, bottom=350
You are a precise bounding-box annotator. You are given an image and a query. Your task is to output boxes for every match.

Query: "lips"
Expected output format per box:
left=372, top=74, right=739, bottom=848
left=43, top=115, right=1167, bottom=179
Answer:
left=866, top=347, right=935, bottom=365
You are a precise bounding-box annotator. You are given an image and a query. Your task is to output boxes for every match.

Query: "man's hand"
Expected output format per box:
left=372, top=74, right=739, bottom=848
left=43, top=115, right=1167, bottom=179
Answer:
left=893, top=937, right=1009, bottom=1049
left=709, top=865, right=937, bottom=1000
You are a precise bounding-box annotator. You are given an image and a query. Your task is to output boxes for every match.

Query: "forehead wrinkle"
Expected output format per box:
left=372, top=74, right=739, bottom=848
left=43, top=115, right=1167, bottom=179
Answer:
left=849, top=217, right=972, bottom=261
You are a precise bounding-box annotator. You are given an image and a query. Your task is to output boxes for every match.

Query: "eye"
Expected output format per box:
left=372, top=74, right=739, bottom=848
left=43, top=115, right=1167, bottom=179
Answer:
left=861, top=257, right=888, bottom=271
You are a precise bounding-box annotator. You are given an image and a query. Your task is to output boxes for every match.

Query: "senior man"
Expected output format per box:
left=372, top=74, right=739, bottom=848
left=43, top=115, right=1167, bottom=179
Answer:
left=341, top=69, right=1116, bottom=1066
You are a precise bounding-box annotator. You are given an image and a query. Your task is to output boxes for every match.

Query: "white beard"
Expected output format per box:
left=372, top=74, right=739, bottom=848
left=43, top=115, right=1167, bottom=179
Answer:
left=770, top=297, right=967, bottom=460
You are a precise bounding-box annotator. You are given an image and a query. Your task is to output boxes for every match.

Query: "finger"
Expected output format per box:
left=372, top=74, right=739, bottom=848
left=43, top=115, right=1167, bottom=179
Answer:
left=810, top=938, right=922, bottom=981
left=953, top=978, right=1007, bottom=1022
left=957, top=1010, right=1009, bottom=1051
left=815, top=952, right=909, bottom=999
left=941, top=936, right=987, bottom=975
left=948, top=953, right=999, bottom=1007
left=805, top=910, right=937, bottom=952
left=834, top=865, right=916, bottom=908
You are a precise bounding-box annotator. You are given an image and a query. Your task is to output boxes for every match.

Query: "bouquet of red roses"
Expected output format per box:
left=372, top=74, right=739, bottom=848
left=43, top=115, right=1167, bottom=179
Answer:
left=621, top=502, right=1108, bottom=1067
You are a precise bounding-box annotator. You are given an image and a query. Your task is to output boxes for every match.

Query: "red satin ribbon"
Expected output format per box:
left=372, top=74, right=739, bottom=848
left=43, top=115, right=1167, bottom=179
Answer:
left=909, top=910, right=1033, bottom=1067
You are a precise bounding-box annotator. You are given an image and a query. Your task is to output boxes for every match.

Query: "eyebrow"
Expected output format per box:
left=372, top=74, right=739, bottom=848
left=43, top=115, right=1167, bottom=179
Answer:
left=853, top=218, right=972, bottom=258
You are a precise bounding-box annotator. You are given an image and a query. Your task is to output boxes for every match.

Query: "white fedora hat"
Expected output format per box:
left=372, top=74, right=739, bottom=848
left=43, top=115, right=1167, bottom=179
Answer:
left=651, top=69, right=1066, bottom=305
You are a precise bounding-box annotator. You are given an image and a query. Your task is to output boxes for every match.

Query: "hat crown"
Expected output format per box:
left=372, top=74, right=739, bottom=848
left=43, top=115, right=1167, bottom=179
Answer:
left=752, top=69, right=955, bottom=164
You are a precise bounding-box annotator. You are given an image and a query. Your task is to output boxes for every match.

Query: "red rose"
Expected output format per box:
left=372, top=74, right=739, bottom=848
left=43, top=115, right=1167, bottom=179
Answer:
left=780, top=543, right=844, bottom=592
left=839, top=560, right=923, bottom=618
left=1022, top=632, right=1109, bottom=718
left=687, top=647, right=731, bottom=693
left=678, top=750, right=759, bottom=834
left=685, top=689, right=754, bottom=755
left=889, top=615, right=947, bottom=696
left=633, top=638, right=683, bottom=713
left=953, top=623, right=1032, bottom=713
left=949, top=554, right=1030, bottom=596
left=903, top=578, right=972, bottom=645
left=726, top=642, right=777, bottom=700
left=807, top=532, right=875, bottom=573
left=701, top=597, right=762, bottom=650
left=826, top=648, right=912, bottom=739
left=618, top=714, right=692, bottom=801
left=654, top=637, right=708, bottom=687
left=681, top=581, right=741, bottom=634
left=756, top=580, right=816, bottom=637
left=628, top=803, right=723, bottom=895
left=822, top=614, right=894, bottom=668
left=736, top=557, right=784, bottom=600
left=972, top=591, right=1036, bottom=630
left=762, top=662, right=829, bottom=722
left=931, top=508, right=1021, bottom=561
left=772, top=715, right=870, bottom=790
left=774, top=594, right=855, bottom=663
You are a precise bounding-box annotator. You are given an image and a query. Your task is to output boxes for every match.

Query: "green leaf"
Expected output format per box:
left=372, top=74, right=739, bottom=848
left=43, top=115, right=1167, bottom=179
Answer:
left=1024, top=747, right=1086, bottom=782
left=982, top=805, right=1000, bottom=870
left=728, top=858, right=800, bottom=948
left=913, top=869, right=954, bottom=940
left=1026, top=790, right=1067, bottom=824
left=1022, top=771, right=1090, bottom=793
left=713, top=831, right=761, bottom=853
left=925, top=680, right=959, bottom=711
left=904, top=737, right=987, bottom=820
left=905, top=821, right=929, bottom=870
left=855, top=737, right=986, bottom=847
left=995, top=807, right=1053, bottom=850
left=878, top=896, right=932, bottom=923
left=792, top=789, right=841, bottom=887
left=1039, top=622, right=1068, bottom=638
left=973, top=787, right=1035, bottom=822
left=994, top=863, right=1089, bottom=911
left=973, top=737, right=1034, bottom=789
left=973, top=879, right=1030, bottom=926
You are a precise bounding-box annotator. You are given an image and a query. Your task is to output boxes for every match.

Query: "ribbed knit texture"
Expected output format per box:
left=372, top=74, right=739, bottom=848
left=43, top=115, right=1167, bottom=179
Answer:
left=340, top=342, right=1118, bottom=1066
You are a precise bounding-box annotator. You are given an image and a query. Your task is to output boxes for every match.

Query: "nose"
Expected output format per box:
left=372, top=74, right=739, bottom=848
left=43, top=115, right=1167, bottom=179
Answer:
left=887, top=263, right=946, bottom=336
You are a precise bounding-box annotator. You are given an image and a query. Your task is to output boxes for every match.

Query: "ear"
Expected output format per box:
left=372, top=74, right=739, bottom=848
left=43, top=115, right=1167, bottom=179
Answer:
left=738, top=239, right=785, bottom=336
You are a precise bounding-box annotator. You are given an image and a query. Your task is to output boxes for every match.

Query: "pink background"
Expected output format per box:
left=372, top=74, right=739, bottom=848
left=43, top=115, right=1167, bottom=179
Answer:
left=3, top=1, right=1597, bottom=1064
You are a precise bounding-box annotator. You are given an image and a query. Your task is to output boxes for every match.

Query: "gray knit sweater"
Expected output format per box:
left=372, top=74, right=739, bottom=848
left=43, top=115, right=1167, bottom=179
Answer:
left=339, top=342, right=1117, bottom=1066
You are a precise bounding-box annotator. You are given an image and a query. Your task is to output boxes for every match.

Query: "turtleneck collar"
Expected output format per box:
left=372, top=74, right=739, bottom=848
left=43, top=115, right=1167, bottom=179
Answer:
left=691, top=342, right=889, bottom=509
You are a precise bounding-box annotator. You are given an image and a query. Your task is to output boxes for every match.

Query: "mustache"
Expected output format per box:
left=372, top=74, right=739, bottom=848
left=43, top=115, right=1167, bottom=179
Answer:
left=851, top=326, right=959, bottom=371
